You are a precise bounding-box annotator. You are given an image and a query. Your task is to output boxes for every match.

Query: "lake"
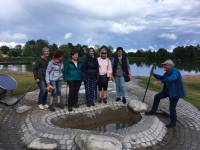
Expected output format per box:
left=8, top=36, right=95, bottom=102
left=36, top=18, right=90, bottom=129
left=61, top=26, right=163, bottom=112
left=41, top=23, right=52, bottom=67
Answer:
left=1, top=63, right=200, bottom=76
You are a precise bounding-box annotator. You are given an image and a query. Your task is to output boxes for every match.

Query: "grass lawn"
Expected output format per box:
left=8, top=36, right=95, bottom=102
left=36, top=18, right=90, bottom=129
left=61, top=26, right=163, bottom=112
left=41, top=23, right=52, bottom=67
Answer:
left=0, top=71, right=37, bottom=96
left=137, top=76, right=200, bottom=110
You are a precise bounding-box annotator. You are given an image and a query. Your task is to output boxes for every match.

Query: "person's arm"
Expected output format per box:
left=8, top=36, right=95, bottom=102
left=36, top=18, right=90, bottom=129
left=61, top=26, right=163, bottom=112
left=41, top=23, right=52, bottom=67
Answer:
left=96, top=59, right=99, bottom=80
left=82, top=56, right=87, bottom=81
left=33, top=59, right=40, bottom=82
left=45, top=61, right=52, bottom=84
left=61, top=63, right=64, bottom=71
left=108, top=59, right=113, bottom=80
left=63, top=60, right=68, bottom=82
left=153, top=74, right=164, bottom=80
left=126, top=57, right=132, bottom=77
left=162, top=70, right=179, bottom=83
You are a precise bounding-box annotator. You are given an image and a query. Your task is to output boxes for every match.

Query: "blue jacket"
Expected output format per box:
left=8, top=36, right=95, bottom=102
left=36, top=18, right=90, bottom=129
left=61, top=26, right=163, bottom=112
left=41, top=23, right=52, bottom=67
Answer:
left=153, top=67, right=186, bottom=98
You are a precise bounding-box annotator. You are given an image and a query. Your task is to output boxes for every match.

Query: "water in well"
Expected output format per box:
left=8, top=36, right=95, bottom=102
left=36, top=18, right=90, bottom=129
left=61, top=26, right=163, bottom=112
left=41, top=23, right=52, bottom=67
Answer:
left=51, top=106, right=141, bottom=132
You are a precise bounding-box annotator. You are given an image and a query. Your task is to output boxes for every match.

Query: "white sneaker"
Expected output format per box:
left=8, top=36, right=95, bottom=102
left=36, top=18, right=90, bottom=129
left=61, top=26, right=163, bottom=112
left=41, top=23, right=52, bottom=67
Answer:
left=38, top=104, right=44, bottom=109
left=44, top=104, right=49, bottom=109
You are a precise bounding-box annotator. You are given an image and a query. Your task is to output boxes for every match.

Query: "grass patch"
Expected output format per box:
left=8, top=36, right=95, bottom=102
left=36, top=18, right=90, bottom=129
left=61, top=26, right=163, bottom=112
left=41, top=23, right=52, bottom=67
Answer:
left=0, top=71, right=37, bottom=96
left=137, top=76, right=200, bottom=109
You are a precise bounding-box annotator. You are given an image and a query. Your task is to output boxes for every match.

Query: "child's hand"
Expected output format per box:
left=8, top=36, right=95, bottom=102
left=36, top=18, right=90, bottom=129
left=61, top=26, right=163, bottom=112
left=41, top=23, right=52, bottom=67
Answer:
left=47, top=84, right=55, bottom=92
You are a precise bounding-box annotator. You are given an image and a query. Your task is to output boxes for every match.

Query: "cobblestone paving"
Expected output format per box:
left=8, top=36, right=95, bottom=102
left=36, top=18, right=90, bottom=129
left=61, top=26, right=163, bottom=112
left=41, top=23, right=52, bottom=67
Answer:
left=126, top=79, right=200, bottom=150
left=0, top=78, right=200, bottom=150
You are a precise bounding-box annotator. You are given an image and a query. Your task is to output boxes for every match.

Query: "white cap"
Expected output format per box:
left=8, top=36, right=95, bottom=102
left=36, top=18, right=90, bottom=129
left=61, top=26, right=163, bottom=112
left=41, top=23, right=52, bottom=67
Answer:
left=162, top=59, right=175, bottom=66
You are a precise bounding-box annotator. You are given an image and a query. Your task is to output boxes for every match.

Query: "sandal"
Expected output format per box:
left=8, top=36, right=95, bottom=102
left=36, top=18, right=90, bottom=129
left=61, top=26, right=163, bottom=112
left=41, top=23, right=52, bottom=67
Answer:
left=103, top=97, right=107, bottom=104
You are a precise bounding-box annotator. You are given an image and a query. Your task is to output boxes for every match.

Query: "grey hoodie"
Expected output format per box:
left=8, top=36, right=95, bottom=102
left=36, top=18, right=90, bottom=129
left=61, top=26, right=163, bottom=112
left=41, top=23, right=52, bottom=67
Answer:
left=45, top=60, right=63, bottom=84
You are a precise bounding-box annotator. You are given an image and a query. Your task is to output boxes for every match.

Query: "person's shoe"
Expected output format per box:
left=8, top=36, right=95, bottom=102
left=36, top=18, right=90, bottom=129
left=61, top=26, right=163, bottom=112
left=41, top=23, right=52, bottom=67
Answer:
left=74, top=104, right=79, bottom=108
left=91, top=102, right=95, bottom=106
left=49, top=105, right=55, bottom=112
left=103, top=98, right=107, bottom=104
left=86, top=103, right=91, bottom=107
left=43, top=104, right=49, bottom=109
left=56, top=103, right=64, bottom=109
left=68, top=107, right=72, bottom=112
left=166, top=123, right=176, bottom=128
left=98, top=98, right=102, bottom=103
left=115, top=97, right=121, bottom=102
left=145, top=111, right=156, bottom=115
left=38, top=104, right=44, bottom=110
left=122, top=97, right=126, bottom=104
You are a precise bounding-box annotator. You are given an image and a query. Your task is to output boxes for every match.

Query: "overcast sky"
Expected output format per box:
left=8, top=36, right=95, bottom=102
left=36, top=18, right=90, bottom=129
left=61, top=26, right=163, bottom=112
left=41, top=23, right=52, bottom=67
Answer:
left=0, top=0, right=200, bottom=51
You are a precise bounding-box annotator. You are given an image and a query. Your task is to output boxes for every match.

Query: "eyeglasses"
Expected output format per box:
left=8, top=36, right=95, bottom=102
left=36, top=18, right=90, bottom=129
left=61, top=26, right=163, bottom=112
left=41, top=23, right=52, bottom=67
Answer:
left=101, top=52, right=107, bottom=54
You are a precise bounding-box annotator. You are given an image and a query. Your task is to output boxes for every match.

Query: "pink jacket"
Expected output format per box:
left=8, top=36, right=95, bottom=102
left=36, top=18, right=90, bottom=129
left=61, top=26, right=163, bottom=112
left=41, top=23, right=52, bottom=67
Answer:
left=97, top=57, right=112, bottom=77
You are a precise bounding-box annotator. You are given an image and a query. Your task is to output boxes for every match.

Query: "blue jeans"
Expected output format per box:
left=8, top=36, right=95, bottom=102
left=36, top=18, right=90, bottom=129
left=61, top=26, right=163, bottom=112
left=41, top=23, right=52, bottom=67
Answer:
left=50, top=80, right=61, bottom=97
left=115, top=76, right=126, bottom=97
left=38, top=80, right=47, bottom=105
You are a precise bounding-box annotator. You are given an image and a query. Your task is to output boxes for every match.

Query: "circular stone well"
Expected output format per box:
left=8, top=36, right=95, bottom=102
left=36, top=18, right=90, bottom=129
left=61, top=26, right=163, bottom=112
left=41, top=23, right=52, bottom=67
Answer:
left=20, top=102, right=167, bottom=150
left=51, top=106, right=141, bottom=132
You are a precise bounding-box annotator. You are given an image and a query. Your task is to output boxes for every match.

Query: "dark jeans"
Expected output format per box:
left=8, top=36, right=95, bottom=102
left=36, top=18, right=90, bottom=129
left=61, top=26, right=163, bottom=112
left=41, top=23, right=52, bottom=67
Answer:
left=67, top=80, right=82, bottom=108
left=38, top=80, right=48, bottom=105
left=151, top=91, right=179, bottom=124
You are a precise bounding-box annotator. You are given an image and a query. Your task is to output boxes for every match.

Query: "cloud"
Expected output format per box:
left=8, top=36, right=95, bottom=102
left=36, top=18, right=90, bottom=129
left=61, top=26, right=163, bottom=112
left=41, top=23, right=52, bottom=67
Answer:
left=159, top=33, right=177, bottom=40
left=0, top=41, right=25, bottom=48
left=0, top=0, right=200, bottom=50
left=0, top=32, right=27, bottom=42
left=86, top=38, right=92, bottom=44
left=126, top=48, right=138, bottom=53
left=168, top=45, right=177, bottom=52
left=64, top=33, right=72, bottom=39
left=0, top=0, right=24, bottom=20
left=110, top=22, right=145, bottom=34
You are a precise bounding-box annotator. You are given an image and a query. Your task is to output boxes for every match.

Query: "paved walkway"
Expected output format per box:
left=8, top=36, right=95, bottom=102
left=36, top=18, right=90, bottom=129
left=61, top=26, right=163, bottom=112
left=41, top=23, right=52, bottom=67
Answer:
left=0, top=78, right=200, bottom=150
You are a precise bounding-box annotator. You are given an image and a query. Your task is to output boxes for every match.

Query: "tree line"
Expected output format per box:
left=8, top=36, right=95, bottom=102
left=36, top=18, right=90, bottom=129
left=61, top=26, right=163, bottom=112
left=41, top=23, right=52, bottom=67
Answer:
left=0, top=39, right=114, bottom=59
left=1, top=39, right=200, bottom=64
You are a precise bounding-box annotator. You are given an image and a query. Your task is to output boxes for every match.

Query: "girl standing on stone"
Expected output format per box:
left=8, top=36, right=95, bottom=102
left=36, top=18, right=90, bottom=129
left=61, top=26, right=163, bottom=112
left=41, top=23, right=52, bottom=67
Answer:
left=97, top=46, right=112, bottom=103
left=63, top=50, right=83, bottom=111
left=83, top=47, right=99, bottom=107
left=33, top=47, right=50, bottom=110
left=112, top=47, right=131, bottom=104
left=46, top=50, right=64, bottom=111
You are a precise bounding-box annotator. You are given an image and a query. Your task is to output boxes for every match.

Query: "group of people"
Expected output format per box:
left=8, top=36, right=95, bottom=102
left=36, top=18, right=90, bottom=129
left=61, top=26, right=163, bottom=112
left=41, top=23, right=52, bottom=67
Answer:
left=33, top=46, right=131, bottom=112
left=33, top=46, right=186, bottom=128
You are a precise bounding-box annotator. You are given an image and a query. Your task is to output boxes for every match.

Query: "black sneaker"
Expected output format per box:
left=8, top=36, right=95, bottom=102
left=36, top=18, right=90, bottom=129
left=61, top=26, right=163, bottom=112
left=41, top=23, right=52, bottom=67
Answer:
left=68, top=107, right=72, bottom=112
left=74, top=104, right=79, bottom=108
left=98, top=98, right=102, bottom=103
left=145, top=111, right=156, bottom=115
left=91, top=102, right=95, bottom=106
left=122, top=97, right=126, bottom=104
left=56, top=103, right=64, bottom=109
left=166, top=123, right=176, bottom=128
left=86, top=103, right=91, bottom=107
left=49, top=105, right=55, bottom=112
left=115, top=97, right=121, bottom=101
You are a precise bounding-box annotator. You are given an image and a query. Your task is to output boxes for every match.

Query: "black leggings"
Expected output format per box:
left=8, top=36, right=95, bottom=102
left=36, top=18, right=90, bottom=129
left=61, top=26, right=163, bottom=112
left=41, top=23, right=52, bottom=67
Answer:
left=67, top=80, right=82, bottom=107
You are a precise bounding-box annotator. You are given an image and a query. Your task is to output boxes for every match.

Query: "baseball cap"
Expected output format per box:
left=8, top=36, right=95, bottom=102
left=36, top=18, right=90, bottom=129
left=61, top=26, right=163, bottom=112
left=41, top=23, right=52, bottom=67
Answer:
left=162, top=59, right=175, bottom=66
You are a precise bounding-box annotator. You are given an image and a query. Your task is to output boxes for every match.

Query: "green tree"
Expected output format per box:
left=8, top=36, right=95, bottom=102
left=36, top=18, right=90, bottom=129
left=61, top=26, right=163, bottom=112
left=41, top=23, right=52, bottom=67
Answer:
left=15, top=45, right=23, bottom=56
left=23, top=40, right=36, bottom=57
left=49, top=43, right=58, bottom=57
left=59, top=44, right=70, bottom=60
left=156, top=48, right=171, bottom=62
left=0, top=45, right=10, bottom=54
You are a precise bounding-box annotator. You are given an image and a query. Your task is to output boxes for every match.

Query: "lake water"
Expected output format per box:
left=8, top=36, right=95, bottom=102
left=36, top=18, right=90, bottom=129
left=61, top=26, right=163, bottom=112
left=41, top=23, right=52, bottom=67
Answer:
left=0, top=63, right=200, bottom=76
